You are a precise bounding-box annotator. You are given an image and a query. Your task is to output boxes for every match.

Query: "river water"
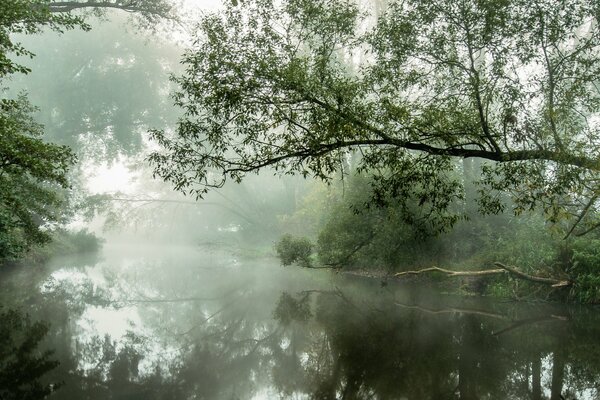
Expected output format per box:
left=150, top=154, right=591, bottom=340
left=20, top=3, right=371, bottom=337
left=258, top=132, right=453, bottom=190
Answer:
left=1, top=243, right=599, bottom=399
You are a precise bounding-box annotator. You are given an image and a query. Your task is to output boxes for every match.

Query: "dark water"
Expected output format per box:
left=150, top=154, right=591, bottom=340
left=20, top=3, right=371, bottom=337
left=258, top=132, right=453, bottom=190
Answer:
left=1, top=244, right=599, bottom=399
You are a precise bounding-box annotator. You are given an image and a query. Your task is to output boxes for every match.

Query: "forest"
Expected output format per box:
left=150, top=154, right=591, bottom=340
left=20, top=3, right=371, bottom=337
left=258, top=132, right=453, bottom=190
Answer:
left=1, top=0, right=600, bottom=398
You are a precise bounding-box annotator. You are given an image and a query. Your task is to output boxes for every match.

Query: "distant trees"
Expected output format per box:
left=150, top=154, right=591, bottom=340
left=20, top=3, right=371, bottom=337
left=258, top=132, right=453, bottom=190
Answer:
left=0, top=0, right=178, bottom=262
left=0, top=0, right=88, bottom=77
left=149, top=0, right=600, bottom=235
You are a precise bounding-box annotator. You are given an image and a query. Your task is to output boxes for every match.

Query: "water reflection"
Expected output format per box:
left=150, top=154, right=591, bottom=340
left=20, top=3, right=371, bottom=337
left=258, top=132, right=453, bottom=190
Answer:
left=1, top=245, right=599, bottom=399
left=0, top=308, right=60, bottom=400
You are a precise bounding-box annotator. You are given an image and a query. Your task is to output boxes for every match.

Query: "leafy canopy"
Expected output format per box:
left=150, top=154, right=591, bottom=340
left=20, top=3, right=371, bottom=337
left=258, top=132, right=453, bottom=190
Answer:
left=0, top=0, right=85, bottom=260
left=150, top=0, right=600, bottom=232
left=0, top=0, right=88, bottom=76
left=0, top=96, right=76, bottom=260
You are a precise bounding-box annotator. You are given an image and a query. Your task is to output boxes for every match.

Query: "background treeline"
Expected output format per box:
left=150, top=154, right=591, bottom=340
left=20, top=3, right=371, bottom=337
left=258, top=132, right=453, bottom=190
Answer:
left=276, top=165, right=600, bottom=304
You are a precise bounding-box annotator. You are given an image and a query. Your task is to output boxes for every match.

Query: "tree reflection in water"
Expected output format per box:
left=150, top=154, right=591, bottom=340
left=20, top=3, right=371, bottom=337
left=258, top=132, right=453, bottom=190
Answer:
left=0, top=308, right=60, bottom=400
left=1, top=251, right=599, bottom=399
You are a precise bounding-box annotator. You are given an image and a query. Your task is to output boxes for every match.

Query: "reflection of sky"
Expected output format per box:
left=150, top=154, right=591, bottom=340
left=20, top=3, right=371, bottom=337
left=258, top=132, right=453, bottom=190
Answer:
left=33, top=244, right=600, bottom=400
left=36, top=243, right=314, bottom=392
left=78, top=304, right=183, bottom=377
left=40, top=263, right=180, bottom=376
left=79, top=305, right=140, bottom=339
left=40, top=260, right=185, bottom=377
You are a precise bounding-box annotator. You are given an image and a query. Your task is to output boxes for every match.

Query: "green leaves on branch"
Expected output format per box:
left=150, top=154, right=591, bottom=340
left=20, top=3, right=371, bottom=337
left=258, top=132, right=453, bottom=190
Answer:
left=0, top=0, right=89, bottom=77
left=276, top=234, right=313, bottom=268
left=0, top=95, right=76, bottom=260
left=150, top=0, right=600, bottom=233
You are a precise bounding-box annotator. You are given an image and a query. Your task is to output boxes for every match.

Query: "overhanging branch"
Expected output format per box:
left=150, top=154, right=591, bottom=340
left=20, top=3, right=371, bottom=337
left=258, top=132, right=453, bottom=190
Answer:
left=47, top=1, right=172, bottom=18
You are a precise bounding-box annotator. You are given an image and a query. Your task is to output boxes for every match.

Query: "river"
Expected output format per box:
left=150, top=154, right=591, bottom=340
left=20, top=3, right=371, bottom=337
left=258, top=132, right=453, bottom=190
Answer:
left=1, top=243, right=599, bottom=399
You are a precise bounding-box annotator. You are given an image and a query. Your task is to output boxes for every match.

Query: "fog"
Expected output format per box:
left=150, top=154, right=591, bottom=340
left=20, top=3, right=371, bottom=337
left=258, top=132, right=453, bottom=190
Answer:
left=2, top=0, right=600, bottom=399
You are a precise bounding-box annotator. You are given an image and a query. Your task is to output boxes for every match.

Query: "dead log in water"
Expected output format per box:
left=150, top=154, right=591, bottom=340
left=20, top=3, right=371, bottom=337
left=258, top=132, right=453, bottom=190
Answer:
left=393, top=262, right=572, bottom=288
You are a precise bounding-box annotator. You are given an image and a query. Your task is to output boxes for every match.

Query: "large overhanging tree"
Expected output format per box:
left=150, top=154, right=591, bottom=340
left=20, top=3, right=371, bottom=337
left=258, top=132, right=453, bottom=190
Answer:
left=149, top=0, right=600, bottom=235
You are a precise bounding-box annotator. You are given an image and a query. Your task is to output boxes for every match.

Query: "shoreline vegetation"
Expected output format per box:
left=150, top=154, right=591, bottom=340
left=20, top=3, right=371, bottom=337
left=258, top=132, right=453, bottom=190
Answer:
left=275, top=226, right=600, bottom=304
left=3, top=229, right=103, bottom=268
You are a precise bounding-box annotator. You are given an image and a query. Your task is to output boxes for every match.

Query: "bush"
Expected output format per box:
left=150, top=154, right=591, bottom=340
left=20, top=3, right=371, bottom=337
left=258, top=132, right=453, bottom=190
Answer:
left=275, top=234, right=313, bottom=268
left=20, top=228, right=103, bottom=265
left=568, top=239, right=600, bottom=303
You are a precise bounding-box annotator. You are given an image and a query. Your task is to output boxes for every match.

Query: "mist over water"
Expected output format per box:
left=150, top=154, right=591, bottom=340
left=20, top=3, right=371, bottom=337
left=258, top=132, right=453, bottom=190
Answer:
left=1, top=240, right=599, bottom=399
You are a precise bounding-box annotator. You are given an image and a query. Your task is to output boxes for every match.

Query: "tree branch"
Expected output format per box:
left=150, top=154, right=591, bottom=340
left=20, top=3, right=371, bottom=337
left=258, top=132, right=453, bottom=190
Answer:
left=224, top=136, right=600, bottom=175
left=493, top=262, right=571, bottom=287
left=564, top=195, right=598, bottom=239
left=394, top=266, right=505, bottom=278
left=47, top=1, right=172, bottom=18
left=393, top=263, right=572, bottom=288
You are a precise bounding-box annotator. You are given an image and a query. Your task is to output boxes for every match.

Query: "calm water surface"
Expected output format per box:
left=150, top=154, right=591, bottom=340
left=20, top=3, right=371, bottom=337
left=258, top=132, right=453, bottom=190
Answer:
left=1, top=243, right=599, bottom=399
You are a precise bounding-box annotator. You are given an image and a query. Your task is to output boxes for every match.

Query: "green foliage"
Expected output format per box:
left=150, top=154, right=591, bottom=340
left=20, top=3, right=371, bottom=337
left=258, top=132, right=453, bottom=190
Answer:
left=568, top=239, right=600, bottom=303
left=478, top=217, right=559, bottom=272
left=22, top=228, right=103, bottom=264
left=275, top=234, right=313, bottom=268
left=151, top=0, right=600, bottom=233
left=0, top=95, right=76, bottom=262
left=573, top=274, right=600, bottom=304
left=317, top=174, right=457, bottom=270
left=0, top=0, right=88, bottom=77
left=0, top=0, right=96, bottom=264
left=277, top=181, right=336, bottom=238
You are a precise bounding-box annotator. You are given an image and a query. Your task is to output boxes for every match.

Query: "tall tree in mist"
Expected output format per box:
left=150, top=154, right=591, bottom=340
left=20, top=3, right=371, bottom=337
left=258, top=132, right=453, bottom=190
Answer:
left=10, top=20, right=182, bottom=161
left=149, top=0, right=600, bottom=235
left=0, top=0, right=179, bottom=261
left=0, top=0, right=83, bottom=260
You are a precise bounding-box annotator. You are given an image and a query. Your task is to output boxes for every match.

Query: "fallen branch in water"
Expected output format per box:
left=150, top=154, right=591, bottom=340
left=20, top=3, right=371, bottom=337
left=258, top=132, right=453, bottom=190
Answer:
left=393, top=263, right=572, bottom=288
left=394, top=266, right=505, bottom=278
left=493, top=262, right=571, bottom=288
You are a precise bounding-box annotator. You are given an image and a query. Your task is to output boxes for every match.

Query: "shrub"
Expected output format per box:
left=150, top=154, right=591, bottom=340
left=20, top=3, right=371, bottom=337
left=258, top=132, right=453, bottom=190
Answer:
left=275, top=234, right=313, bottom=268
left=20, top=228, right=103, bottom=265
left=568, top=239, right=600, bottom=303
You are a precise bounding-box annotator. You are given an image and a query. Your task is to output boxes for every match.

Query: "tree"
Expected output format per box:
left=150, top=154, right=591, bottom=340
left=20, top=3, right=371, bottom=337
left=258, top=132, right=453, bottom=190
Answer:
left=1, top=0, right=184, bottom=262
left=0, top=95, right=76, bottom=260
left=8, top=18, right=182, bottom=161
left=0, top=0, right=84, bottom=261
left=47, top=0, right=174, bottom=16
left=149, top=0, right=600, bottom=234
